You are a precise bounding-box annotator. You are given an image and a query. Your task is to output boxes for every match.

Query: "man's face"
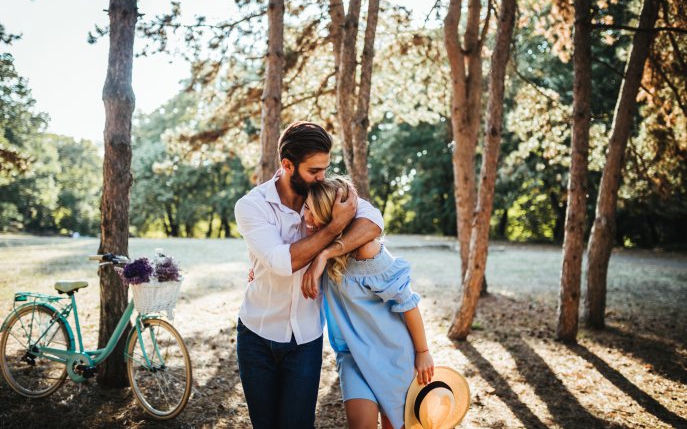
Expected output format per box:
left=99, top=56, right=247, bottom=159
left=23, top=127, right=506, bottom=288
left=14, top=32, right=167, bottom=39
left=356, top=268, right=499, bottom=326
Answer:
left=289, top=152, right=330, bottom=196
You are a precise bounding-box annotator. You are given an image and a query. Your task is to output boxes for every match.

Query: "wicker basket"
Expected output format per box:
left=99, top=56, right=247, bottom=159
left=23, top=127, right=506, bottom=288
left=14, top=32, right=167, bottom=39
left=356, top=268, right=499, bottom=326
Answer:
left=130, top=280, right=182, bottom=318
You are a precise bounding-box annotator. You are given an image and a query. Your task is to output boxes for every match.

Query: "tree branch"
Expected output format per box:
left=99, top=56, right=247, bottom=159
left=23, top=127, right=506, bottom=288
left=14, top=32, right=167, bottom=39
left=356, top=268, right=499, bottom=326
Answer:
left=424, top=0, right=442, bottom=27
left=479, top=0, right=493, bottom=46
left=648, top=53, right=687, bottom=117
left=661, top=1, right=687, bottom=73
left=592, top=23, right=687, bottom=35
left=511, top=66, right=565, bottom=110
left=593, top=56, right=655, bottom=100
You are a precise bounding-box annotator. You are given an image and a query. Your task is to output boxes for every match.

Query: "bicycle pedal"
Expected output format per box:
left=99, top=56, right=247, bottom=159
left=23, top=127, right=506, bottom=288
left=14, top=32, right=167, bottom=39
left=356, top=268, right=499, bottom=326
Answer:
left=76, top=365, right=98, bottom=378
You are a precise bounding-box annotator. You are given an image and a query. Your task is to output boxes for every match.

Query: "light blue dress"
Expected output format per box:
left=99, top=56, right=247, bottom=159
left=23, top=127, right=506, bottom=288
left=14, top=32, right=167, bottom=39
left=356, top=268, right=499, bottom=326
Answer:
left=322, top=244, right=420, bottom=429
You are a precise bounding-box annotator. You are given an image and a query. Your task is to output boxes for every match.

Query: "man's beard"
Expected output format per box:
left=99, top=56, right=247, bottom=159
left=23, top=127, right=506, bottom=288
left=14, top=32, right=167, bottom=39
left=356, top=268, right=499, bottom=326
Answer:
left=290, top=167, right=310, bottom=197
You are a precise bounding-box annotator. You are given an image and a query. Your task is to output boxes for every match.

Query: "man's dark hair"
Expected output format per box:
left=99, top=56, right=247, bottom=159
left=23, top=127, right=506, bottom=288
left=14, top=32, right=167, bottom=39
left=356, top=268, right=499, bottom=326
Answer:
left=278, top=121, right=332, bottom=166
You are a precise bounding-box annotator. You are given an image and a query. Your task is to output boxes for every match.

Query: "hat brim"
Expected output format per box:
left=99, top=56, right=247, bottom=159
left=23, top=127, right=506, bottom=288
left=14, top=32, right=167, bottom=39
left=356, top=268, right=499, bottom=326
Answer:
left=405, top=366, right=470, bottom=428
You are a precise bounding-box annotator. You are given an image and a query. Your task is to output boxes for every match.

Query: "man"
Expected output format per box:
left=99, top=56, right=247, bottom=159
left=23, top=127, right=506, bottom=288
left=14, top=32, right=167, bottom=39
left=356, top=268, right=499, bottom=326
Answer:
left=234, top=121, right=383, bottom=428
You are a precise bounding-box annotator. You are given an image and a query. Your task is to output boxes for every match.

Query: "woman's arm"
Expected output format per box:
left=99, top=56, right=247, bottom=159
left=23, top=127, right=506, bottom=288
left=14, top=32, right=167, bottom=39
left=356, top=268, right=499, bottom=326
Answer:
left=403, top=306, right=434, bottom=385
left=301, top=220, right=381, bottom=299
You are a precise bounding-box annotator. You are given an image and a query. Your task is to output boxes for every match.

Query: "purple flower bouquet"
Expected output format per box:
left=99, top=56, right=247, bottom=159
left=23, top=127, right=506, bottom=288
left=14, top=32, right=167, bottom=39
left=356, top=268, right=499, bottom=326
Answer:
left=116, top=256, right=181, bottom=286
left=116, top=253, right=183, bottom=317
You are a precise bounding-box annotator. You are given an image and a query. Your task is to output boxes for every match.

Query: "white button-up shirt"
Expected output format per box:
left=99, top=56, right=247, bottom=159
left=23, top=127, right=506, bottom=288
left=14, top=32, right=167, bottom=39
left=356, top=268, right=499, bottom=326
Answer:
left=234, top=171, right=384, bottom=344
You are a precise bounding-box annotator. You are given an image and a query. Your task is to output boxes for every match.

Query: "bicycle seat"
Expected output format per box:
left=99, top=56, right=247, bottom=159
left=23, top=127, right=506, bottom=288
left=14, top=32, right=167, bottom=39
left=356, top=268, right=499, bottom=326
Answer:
left=54, top=280, right=89, bottom=294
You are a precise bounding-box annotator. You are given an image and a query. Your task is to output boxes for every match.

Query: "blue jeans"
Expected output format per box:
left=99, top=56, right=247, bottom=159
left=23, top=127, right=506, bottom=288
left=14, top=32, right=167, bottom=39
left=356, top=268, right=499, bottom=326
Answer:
left=236, top=319, right=323, bottom=429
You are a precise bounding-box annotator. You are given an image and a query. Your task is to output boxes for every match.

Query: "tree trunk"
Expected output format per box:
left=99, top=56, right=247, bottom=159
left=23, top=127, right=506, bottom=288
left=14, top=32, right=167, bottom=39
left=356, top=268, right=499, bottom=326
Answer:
left=444, top=0, right=484, bottom=278
left=497, top=208, right=508, bottom=238
left=221, top=217, right=231, bottom=238
left=97, top=0, right=137, bottom=388
left=331, top=0, right=359, bottom=174
left=448, top=0, right=516, bottom=341
left=165, top=205, right=179, bottom=237
left=257, top=0, right=284, bottom=184
left=557, top=0, right=592, bottom=343
left=329, top=0, right=378, bottom=200
left=206, top=209, right=214, bottom=238
left=550, top=192, right=566, bottom=242
left=349, top=0, right=379, bottom=200
left=585, top=0, right=659, bottom=329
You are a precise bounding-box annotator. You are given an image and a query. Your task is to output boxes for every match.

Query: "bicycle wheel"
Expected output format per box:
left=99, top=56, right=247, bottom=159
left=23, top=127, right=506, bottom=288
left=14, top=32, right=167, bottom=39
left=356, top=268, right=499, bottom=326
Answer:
left=0, top=304, right=71, bottom=398
left=126, top=318, right=192, bottom=420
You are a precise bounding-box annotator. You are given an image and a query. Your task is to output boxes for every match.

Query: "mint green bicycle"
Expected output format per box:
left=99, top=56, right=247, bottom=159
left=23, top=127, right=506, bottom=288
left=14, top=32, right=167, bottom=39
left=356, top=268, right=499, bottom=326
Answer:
left=0, top=253, right=192, bottom=420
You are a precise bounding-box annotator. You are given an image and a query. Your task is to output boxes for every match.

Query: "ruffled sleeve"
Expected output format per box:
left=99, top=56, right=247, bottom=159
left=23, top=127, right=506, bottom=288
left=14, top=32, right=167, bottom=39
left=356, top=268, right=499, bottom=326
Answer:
left=363, top=259, right=421, bottom=313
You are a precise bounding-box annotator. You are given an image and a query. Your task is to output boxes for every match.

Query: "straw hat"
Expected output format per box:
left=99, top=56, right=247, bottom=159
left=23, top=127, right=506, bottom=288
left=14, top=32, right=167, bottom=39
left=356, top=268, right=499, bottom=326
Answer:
left=405, top=366, right=470, bottom=429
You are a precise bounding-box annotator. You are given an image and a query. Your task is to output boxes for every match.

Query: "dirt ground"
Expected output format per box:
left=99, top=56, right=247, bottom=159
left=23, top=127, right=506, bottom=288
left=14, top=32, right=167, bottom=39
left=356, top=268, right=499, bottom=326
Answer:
left=0, top=234, right=685, bottom=428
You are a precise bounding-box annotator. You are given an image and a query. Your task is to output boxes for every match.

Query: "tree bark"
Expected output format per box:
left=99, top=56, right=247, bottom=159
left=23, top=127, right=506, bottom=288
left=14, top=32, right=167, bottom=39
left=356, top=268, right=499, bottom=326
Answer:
left=444, top=0, right=484, bottom=278
left=332, top=0, right=360, bottom=174
left=97, top=0, right=137, bottom=387
left=221, top=217, right=231, bottom=238
left=206, top=209, right=214, bottom=238
left=257, top=0, right=284, bottom=184
left=349, top=0, right=379, bottom=200
left=584, top=0, right=659, bottom=329
left=165, top=204, right=179, bottom=237
left=329, top=0, right=379, bottom=200
left=557, top=0, right=592, bottom=343
left=448, top=0, right=516, bottom=341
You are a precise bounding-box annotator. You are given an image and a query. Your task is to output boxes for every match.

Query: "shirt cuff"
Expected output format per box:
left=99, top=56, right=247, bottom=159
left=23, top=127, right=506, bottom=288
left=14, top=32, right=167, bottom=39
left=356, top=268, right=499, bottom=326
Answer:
left=391, top=291, right=421, bottom=313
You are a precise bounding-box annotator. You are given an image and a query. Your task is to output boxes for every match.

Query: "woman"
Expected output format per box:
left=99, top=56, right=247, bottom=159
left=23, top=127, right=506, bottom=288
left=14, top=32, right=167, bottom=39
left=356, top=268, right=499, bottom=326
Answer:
left=302, top=176, right=434, bottom=429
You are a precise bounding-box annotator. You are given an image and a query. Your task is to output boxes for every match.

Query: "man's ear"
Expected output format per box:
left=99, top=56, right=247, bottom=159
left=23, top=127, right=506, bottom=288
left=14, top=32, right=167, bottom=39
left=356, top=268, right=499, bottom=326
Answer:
left=281, top=158, right=294, bottom=174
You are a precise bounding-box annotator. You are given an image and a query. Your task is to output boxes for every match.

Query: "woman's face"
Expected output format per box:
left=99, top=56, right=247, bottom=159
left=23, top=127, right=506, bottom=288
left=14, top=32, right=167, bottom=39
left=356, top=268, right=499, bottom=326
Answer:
left=303, top=199, right=323, bottom=235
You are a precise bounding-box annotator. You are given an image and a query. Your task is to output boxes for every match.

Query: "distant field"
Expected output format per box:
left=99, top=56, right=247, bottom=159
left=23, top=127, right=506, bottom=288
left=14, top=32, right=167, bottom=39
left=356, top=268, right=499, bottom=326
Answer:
left=1, top=233, right=686, bottom=322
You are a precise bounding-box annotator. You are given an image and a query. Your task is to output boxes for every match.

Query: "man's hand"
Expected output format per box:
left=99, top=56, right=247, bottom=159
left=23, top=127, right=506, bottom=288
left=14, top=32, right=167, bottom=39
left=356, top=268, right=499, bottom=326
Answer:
left=327, top=186, right=357, bottom=234
left=301, top=253, right=328, bottom=299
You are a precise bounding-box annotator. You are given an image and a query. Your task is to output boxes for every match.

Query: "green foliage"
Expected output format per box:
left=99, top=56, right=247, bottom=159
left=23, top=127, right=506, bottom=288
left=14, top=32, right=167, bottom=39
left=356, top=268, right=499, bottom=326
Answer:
left=1, top=1, right=684, bottom=248
left=0, top=134, right=101, bottom=234
left=130, top=92, right=251, bottom=238
left=496, top=1, right=631, bottom=243
left=0, top=53, right=48, bottom=176
left=0, top=53, right=100, bottom=234
left=52, top=135, right=101, bottom=234
left=368, top=119, right=456, bottom=235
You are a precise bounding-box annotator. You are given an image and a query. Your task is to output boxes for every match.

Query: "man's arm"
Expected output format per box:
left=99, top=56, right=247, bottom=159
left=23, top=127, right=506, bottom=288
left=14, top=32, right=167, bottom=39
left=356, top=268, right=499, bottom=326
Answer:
left=289, top=188, right=358, bottom=271
left=325, top=217, right=382, bottom=259
left=316, top=196, right=384, bottom=260
left=301, top=216, right=382, bottom=299
left=235, top=189, right=357, bottom=277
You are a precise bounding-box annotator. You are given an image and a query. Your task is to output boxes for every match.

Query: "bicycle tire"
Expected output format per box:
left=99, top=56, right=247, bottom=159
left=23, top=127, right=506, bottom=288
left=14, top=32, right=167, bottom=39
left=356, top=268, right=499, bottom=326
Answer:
left=126, top=318, right=192, bottom=420
left=0, top=304, right=71, bottom=398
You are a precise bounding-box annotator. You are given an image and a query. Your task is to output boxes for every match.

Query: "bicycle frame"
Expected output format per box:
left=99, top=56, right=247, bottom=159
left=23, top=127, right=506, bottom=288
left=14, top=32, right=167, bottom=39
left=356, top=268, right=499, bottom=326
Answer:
left=2, top=291, right=160, bottom=383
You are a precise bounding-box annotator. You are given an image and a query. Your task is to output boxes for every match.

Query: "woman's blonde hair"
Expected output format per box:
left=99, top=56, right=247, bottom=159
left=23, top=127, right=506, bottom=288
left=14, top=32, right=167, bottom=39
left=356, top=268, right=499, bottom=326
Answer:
left=306, top=176, right=356, bottom=284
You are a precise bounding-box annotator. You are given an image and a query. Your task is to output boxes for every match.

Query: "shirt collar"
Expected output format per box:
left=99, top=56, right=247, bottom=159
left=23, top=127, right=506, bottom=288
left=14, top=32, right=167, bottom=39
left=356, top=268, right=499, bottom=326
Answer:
left=264, top=168, right=283, bottom=205
left=265, top=168, right=306, bottom=216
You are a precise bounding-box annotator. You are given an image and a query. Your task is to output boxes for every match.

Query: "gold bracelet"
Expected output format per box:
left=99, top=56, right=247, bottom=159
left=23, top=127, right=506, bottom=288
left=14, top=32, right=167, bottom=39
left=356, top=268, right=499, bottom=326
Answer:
left=415, top=349, right=429, bottom=354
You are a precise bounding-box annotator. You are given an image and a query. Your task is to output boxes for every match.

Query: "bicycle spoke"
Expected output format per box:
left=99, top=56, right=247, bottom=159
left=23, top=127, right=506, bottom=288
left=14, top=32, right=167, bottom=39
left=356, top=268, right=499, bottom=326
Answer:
left=1, top=306, right=70, bottom=398
left=126, top=318, right=191, bottom=420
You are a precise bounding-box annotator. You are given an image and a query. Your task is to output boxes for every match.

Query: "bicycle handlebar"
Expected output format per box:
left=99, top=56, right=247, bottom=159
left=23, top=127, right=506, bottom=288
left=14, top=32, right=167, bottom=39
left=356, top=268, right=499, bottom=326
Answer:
left=89, top=253, right=130, bottom=265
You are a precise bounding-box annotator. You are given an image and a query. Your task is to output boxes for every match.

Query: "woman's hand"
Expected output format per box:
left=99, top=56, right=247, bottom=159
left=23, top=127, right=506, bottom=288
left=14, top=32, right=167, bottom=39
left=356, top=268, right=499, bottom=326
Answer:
left=301, top=253, right=328, bottom=299
left=415, top=351, right=435, bottom=385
